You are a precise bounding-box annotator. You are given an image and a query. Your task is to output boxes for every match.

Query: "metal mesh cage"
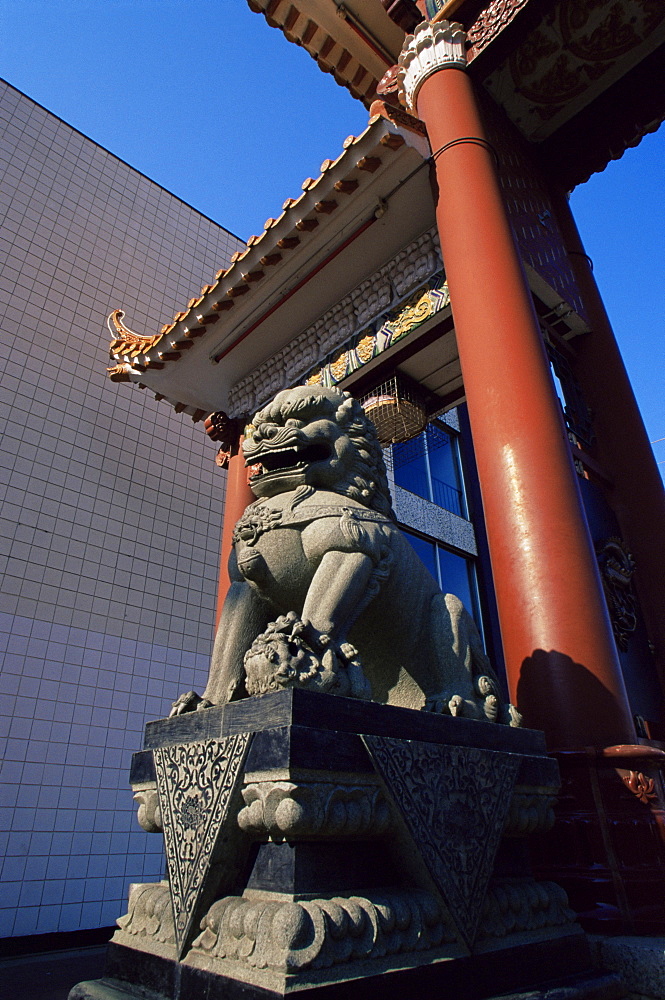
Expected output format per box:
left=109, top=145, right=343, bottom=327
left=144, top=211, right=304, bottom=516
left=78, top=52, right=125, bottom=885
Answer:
left=360, top=374, right=428, bottom=445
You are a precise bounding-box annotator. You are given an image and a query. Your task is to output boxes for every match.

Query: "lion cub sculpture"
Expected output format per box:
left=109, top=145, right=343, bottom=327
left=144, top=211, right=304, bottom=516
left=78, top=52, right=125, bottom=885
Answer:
left=173, top=386, right=519, bottom=725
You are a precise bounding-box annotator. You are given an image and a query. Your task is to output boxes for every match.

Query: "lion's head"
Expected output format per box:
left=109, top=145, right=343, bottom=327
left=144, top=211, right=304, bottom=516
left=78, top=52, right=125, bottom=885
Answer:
left=242, top=386, right=394, bottom=517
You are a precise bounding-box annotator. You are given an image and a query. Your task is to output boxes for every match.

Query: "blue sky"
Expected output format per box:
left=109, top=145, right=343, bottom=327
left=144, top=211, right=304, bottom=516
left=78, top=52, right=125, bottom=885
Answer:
left=1, top=0, right=662, bottom=475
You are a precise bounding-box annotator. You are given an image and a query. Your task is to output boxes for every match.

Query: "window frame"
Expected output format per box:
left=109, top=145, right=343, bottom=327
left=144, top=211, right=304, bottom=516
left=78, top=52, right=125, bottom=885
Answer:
left=392, top=418, right=469, bottom=520
left=401, top=527, right=486, bottom=646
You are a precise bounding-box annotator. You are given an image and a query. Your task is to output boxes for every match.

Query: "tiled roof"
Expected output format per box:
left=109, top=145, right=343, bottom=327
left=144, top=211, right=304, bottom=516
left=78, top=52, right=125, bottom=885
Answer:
left=107, top=116, right=420, bottom=415
left=247, top=0, right=400, bottom=105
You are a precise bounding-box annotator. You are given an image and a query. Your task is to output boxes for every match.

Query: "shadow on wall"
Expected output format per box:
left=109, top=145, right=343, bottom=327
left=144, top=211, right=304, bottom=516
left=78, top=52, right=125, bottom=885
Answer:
left=517, top=649, right=633, bottom=749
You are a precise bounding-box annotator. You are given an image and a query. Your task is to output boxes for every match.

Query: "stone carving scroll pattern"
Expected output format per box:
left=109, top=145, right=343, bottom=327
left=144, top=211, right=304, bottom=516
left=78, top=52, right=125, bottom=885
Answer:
left=596, top=537, right=638, bottom=651
left=154, top=733, right=252, bottom=958
left=478, top=878, right=576, bottom=940
left=363, top=735, right=519, bottom=948
left=467, top=0, right=531, bottom=55
left=115, top=882, right=175, bottom=953
left=190, top=889, right=454, bottom=972
left=112, top=877, right=575, bottom=964
left=133, top=785, right=162, bottom=832
left=483, top=0, right=665, bottom=140
left=238, top=780, right=392, bottom=839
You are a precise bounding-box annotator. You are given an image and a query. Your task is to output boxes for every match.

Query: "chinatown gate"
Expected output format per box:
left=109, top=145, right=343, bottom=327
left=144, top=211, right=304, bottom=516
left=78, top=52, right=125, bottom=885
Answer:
left=98, top=0, right=665, bottom=994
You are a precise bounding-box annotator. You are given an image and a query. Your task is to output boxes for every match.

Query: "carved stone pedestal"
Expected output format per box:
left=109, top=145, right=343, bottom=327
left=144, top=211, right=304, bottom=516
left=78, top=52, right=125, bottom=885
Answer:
left=69, top=691, right=622, bottom=1000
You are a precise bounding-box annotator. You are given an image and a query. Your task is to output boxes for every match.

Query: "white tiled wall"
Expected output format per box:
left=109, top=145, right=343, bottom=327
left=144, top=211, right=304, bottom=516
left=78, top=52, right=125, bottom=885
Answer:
left=0, top=80, right=244, bottom=937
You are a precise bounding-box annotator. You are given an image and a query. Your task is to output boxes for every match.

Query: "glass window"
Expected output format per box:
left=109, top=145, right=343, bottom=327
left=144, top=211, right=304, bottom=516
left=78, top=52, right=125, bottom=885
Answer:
left=403, top=532, right=439, bottom=584
left=402, top=531, right=484, bottom=640
left=392, top=432, right=430, bottom=501
left=426, top=424, right=465, bottom=517
left=437, top=546, right=476, bottom=619
left=393, top=422, right=466, bottom=517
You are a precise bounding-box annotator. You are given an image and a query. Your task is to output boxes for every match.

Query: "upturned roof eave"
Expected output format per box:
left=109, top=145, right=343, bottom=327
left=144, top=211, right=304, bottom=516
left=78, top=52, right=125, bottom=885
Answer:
left=108, top=115, right=432, bottom=418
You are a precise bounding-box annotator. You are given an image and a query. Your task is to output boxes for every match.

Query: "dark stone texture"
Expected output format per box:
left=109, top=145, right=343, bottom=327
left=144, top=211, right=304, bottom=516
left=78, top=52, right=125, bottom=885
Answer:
left=144, top=706, right=226, bottom=750
left=135, top=721, right=557, bottom=790
left=493, top=837, right=532, bottom=878
left=69, top=980, right=161, bottom=1000
left=99, top=686, right=578, bottom=1000
left=489, top=970, right=627, bottom=1000
left=246, top=723, right=556, bottom=787
left=140, top=690, right=556, bottom=791
left=246, top=725, right=374, bottom=775
left=94, top=935, right=604, bottom=1000
left=245, top=840, right=393, bottom=895
left=144, top=689, right=547, bottom=754
left=129, top=750, right=156, bottom=785
left=104, top=943, right=177, bottom=998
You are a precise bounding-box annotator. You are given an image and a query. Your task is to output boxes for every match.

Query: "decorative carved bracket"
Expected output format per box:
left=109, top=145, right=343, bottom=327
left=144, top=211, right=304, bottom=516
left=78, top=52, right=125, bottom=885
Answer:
left=596, top=537, right=637, bottom=651
left=203, top=411, right=245, bottom=468
left=397, top=19, right=468, bottom=114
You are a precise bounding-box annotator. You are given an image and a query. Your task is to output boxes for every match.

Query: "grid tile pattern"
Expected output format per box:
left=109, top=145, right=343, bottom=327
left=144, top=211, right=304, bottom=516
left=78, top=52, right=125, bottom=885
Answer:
left=0, top=80, right=244, bottom=937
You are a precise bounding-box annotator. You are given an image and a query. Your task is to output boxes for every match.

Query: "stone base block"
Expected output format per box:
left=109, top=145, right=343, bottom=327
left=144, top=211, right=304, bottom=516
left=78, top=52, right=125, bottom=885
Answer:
left=68, top=982, right=152, bottom=1000
left=492, top=970, right=627, bottom=999
left=69, top=691, right=596, bottom=999
left=588, top=936, right=665, bottom=1000
left=69, top=971, right=628, bottom=1000
left=64, top=935, right=616, bottom=1000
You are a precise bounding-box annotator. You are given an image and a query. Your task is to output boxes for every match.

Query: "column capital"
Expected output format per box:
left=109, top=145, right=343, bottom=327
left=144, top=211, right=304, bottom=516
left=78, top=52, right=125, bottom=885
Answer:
left=397, top=19, right=468, bottom=115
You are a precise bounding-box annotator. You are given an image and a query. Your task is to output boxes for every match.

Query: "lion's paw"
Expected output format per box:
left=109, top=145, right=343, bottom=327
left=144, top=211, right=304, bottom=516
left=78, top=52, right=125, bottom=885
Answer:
left=424, top=692, right=482, bottom=719
left=502, top=702, right=523, bottom=728
left=424, top=677, right=522, bottom=726
left=168, top=691, right=213, bottom=717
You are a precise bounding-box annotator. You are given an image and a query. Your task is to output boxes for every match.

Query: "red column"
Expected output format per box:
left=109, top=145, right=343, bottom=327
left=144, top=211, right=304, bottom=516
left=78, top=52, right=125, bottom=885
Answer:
left=214, top=437, right=255, bottom=627
left=549, top=186, right=665, bottom=694
left=412, top=61, right=634, bottom=746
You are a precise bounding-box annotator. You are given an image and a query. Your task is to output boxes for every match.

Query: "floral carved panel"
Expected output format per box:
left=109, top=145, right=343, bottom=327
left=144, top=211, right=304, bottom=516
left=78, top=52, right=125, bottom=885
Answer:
left=154, top=733, right=252, bottom=958
left=482, top=0, right=665, bottom=141
left=363, top=735, right=519, bottom=949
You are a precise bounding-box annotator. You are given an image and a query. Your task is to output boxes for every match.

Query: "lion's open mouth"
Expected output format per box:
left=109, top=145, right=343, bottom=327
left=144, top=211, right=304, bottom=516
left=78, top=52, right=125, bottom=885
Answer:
left=246, top=442, right=331, bottom=478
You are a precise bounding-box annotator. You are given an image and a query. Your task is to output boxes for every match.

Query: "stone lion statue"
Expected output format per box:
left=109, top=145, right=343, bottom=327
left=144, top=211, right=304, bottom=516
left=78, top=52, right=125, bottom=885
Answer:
left=173, top=385, right=518, bottom=725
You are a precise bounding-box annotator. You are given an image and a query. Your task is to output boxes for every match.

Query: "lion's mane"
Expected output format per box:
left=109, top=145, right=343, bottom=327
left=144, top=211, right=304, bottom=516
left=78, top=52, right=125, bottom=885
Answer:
left=248, top=387, right=395, bottom=518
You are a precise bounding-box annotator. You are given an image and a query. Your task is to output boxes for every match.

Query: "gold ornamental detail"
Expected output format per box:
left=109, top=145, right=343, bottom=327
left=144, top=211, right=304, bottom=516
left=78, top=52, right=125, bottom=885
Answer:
left=108, top=309, right=162, bottom=359
left=304, top=275, right=449, bottom=392
left=385, top=287, right=435, bottom=340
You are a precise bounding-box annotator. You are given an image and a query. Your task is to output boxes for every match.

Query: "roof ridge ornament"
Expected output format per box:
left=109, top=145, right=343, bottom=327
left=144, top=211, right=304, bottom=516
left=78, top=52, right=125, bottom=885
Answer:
left=107, top=308, right=162, bottom=356
left=397, top=19, right=467, bottom=115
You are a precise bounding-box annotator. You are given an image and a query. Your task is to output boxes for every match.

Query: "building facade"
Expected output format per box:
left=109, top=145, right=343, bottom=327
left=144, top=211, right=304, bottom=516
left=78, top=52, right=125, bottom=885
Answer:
left=0, top=78, right=491, bottom=946
left=3, top=0, right=665, bottom=951
left=102, top=0, right=665, bottom=937
left=0, top=80, right=244, bottom=939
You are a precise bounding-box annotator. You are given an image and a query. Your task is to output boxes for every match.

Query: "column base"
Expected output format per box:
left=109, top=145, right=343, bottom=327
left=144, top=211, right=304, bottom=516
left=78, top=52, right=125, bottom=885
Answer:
left=531, top=748, right=665, bottom=934
left=70, top=936, right=628, bottom=1000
